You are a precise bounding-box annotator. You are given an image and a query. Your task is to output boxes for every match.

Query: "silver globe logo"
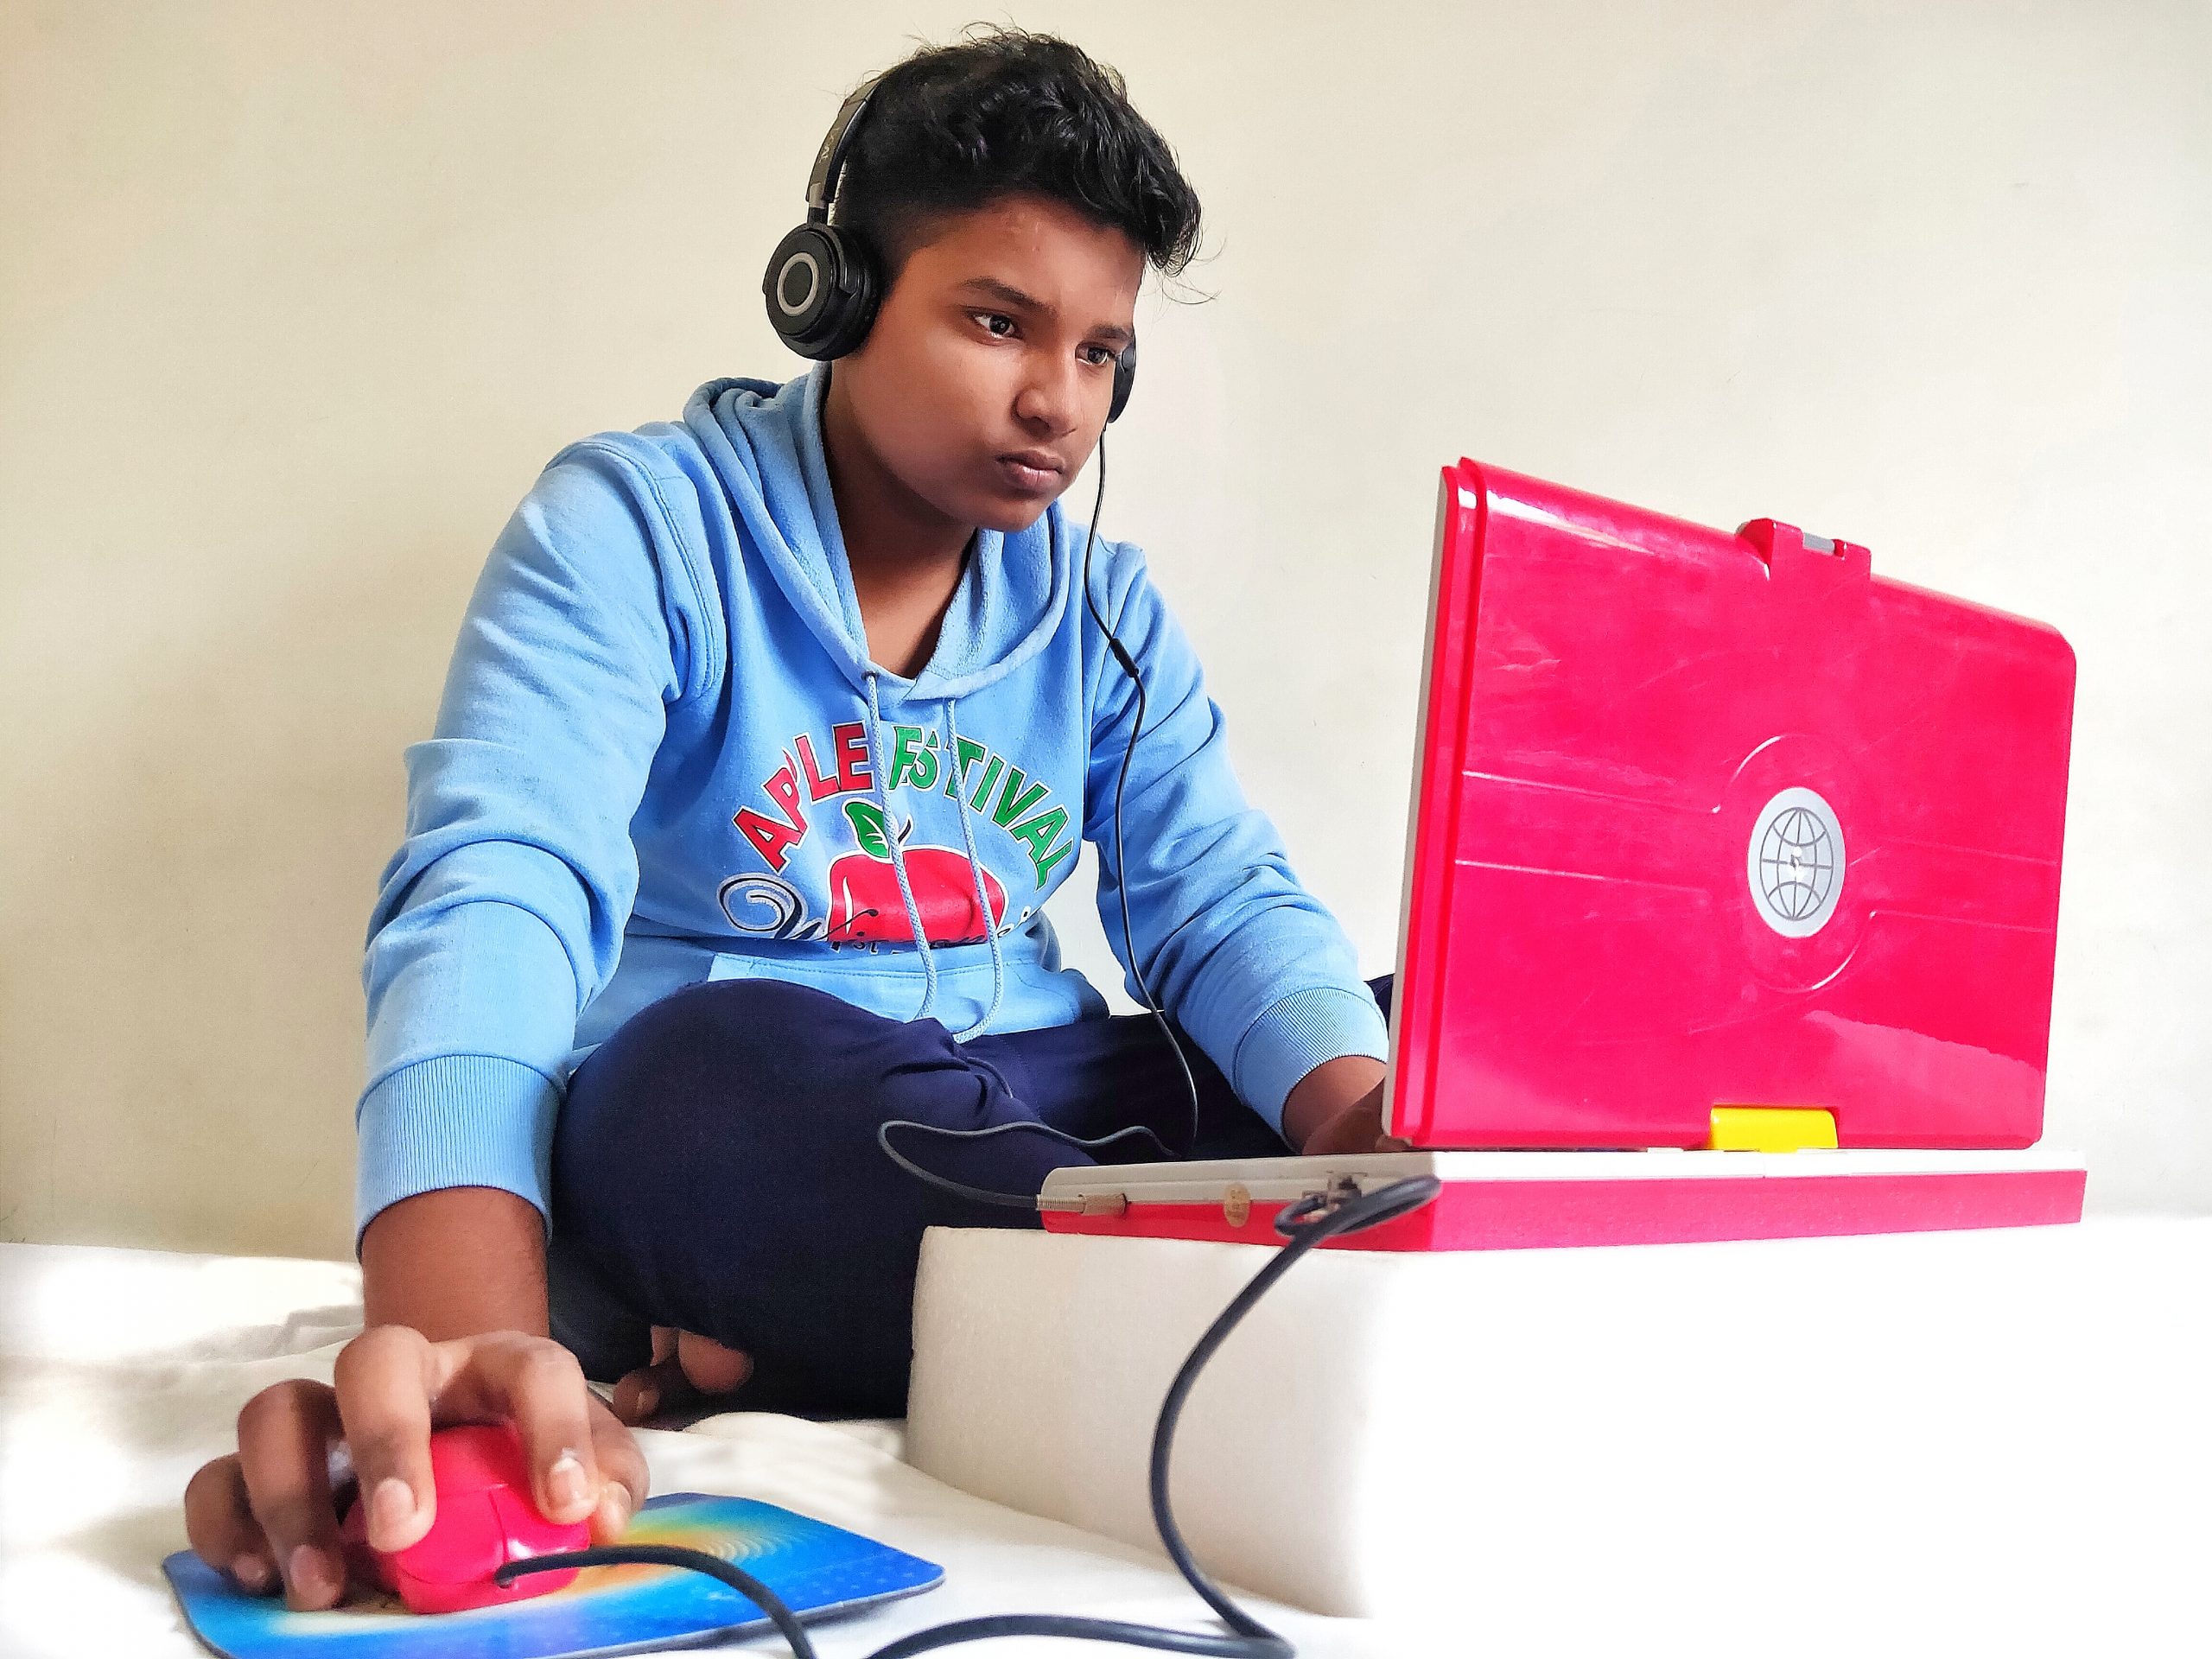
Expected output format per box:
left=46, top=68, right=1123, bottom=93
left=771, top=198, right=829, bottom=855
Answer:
left=1747, top=786, right=1844, bottom=938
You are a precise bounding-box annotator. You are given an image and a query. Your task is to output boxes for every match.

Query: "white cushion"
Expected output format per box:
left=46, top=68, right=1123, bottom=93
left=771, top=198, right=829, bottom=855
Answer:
left=908, top=1218, right=2212, bottom=1646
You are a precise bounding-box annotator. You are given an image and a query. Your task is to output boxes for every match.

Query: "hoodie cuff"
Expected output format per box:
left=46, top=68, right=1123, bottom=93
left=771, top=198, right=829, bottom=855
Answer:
left=1231, top=986, right=1392, bottom=1136
left=354, top=1055, right=560, bottom=1253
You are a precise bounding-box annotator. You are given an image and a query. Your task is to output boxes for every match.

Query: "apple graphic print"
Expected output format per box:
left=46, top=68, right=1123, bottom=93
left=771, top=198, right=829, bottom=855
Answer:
left=718, top=723, right=1066, bottom=949
left=825, top=798, right=1007, bottom=946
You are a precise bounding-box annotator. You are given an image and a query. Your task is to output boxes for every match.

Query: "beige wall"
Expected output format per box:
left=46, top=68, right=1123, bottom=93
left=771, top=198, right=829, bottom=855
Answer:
left=3, top=2, right=2206, bottom=1258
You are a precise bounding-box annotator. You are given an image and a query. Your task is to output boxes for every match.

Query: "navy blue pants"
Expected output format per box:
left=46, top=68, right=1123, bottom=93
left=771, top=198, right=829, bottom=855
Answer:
left=548, top=974, right=1394, bottom=1417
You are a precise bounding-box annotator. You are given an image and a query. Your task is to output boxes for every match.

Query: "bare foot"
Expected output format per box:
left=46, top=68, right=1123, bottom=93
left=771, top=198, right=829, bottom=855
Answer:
left=610, top=1327, right=754, bottom=1425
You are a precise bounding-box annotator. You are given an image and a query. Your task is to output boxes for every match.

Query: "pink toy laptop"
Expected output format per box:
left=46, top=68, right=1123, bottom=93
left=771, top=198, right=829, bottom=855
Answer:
left=1044, top=461, right=2084, bottom=1250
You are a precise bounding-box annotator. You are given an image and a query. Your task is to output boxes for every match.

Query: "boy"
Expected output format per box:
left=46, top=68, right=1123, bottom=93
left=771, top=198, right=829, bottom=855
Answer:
left=184, top=29, right=1393, bottom=1611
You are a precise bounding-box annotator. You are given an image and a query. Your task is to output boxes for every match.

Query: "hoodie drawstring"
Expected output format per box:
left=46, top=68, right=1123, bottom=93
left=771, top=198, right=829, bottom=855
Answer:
left=865, top=671, right=940, bottom=1025
left=861, top=674, right=1007, bottom=1042
left=945, top=699, right=1006, bottom=1040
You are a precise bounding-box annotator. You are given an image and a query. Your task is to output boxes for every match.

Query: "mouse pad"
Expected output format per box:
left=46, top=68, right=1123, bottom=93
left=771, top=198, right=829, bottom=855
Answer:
left=163, top=1492, right=944, bottom=1659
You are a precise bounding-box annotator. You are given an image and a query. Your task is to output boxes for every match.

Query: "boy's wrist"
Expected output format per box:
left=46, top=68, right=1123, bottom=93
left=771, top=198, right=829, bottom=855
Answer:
left=360, top=1185, right=551, bottom=1341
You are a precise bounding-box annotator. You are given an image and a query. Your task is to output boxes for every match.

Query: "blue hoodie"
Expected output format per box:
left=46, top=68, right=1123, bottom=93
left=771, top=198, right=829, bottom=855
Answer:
left=355, top=369, right=1389, bottom=1241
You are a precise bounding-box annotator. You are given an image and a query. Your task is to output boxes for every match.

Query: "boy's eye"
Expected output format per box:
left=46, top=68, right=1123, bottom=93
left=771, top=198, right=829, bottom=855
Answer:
left=1078, top=344, right=1116, bottom=367
left=975, top=312, right=1017, bottom=338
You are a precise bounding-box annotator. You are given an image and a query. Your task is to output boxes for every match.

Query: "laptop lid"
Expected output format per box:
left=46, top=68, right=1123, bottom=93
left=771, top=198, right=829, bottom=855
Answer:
left=1382, top=461, right=2075, bottom=1152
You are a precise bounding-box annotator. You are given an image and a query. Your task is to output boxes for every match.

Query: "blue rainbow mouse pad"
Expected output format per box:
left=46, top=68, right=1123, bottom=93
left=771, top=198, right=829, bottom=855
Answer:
left=163, top=1492, right=944, bottom=1659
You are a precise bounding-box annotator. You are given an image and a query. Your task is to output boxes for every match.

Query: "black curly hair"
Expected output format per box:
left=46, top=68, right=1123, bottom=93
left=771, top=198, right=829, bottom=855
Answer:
left=832, top=27, right=1202, bottom=281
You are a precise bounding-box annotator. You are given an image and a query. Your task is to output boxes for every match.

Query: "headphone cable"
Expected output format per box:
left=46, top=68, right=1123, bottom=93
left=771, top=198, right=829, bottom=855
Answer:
left=874, top=429, right=1206, bottom=1213
left=1076, top=433, right=1205, bottom=1152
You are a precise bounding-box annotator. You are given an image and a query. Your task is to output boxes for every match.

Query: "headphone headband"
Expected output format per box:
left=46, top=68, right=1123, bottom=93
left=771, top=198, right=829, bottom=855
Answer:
left=804, top=73, right=882, bottom=224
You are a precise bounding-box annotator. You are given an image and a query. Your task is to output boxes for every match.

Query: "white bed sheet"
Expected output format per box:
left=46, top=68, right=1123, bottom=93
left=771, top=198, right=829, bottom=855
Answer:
left=10, top=1224, right=2207, bottom=1659
left=0, top=1242, right=1385, bottom=1658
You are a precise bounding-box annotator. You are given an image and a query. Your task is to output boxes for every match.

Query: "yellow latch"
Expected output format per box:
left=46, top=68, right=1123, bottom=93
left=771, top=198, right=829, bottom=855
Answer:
left=1703, top=1105, right=1837, bottom=1152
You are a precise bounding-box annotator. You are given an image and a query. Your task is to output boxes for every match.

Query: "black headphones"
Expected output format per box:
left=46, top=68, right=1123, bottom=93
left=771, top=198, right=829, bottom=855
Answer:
left=760, top=74, right=1136, bottom=423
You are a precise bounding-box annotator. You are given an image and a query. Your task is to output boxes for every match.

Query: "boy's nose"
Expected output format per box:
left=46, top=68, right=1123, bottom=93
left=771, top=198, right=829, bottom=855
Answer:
left=1011, top=361, right=1083, bottom=435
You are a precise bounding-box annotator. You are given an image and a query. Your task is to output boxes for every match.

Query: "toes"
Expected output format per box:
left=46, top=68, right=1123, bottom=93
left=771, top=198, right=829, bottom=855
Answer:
left=674, top=1332, right=753, bottom=1398
left=608, top=1361, right=679, bottom=1425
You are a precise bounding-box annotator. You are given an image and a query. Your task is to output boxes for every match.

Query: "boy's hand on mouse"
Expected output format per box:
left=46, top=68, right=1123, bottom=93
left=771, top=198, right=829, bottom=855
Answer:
left=183, top=1325, right=647, bottom=1611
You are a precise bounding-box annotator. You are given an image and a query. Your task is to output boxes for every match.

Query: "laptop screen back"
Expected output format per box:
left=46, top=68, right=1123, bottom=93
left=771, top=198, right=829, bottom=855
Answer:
left=1383, top=461, right=2075, bottom=1151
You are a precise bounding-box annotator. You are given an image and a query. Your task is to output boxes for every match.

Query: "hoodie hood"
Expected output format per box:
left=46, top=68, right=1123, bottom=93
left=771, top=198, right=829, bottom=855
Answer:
left=678, top=368, right=1076, bottom=702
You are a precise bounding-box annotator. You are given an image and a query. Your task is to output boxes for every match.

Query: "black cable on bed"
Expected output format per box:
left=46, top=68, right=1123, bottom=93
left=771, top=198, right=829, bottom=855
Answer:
left=499, top=1174, right=1441, bottom=1657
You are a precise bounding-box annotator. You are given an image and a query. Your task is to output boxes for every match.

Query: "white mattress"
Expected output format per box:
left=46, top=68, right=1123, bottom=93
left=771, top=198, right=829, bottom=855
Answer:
left=0, top=1241, right=1381, bottom=1657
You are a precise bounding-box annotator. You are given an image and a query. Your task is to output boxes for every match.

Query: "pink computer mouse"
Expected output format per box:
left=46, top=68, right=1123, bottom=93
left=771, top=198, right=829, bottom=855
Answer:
left=339, top=1422, right=590, bottom=1614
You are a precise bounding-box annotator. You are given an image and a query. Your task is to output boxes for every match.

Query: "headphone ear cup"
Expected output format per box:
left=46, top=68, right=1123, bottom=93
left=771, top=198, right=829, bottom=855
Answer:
left=1108, top=338, right=1137, bottom=423
left=762, top=224, right=881, bottom=359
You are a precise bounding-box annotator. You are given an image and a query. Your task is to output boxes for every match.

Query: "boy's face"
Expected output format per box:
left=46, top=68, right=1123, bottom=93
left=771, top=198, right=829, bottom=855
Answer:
left=832, top=192, right=1144, bottom=535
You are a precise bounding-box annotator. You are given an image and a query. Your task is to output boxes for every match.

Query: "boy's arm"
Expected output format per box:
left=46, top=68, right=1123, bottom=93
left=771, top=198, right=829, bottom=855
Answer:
left=1083, top=543, right=1392, bottom=1149
left=185, top=443, right=712, bottom=1612
left=356, top=436, right=713, bottom=1249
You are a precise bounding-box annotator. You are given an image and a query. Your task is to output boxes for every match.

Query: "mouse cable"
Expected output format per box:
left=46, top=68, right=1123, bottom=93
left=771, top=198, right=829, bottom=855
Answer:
left=870, top=429, right=1206, bottom=1217
left=500, top=1174, right=1443, bottom=1658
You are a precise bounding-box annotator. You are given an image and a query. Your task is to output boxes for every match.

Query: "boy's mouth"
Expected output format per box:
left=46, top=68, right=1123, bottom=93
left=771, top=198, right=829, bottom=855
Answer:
left=995, top=450, right=1065, bottom=493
